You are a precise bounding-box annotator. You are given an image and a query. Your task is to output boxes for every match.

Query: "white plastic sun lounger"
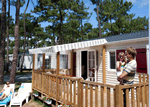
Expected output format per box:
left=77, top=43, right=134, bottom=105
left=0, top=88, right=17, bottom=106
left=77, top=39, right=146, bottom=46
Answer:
left=10, top=83, right=32, bottom=107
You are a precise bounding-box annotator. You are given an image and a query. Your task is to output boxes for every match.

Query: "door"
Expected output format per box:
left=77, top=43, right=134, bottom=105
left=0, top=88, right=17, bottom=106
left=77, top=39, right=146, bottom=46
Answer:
left=87, top=50, right=97, bottom=82
left=73, top=52, right=76, bottom=76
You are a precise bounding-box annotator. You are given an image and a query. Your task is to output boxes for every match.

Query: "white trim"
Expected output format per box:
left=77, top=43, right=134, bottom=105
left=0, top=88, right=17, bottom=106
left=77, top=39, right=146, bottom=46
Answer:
left=146, top=44, right=149, bottom=73
left=29, top=39, right=107, bottom=54
left=107, top=49, right=116, bottom=72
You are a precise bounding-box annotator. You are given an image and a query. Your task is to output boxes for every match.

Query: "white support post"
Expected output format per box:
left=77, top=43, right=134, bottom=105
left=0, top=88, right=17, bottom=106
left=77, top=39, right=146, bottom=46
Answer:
left=34, top=54, right=38, bottom=69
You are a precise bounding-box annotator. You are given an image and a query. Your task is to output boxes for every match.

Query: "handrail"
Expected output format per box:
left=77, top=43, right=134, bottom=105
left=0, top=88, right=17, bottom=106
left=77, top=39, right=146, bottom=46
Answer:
left=81, top=80, right=115, bottom=89
left=120, top=82, right=149, bottom=89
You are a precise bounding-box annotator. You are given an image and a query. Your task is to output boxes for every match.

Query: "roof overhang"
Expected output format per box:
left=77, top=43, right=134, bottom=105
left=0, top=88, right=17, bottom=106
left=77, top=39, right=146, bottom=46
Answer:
left=105, top=37, right=148, bottom=45
left=29, top=37, right=148, bottom=54
left=29, top=39, right=107, bottom=54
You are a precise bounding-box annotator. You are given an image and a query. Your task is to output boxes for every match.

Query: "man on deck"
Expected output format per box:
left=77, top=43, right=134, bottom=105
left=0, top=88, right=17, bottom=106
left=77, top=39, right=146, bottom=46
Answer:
left=117, top=47, right=137, bottom=107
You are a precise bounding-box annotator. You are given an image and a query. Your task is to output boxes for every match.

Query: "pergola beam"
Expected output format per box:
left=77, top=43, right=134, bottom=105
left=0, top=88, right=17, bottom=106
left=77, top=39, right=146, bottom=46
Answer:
left=102, top=45, right=106, bottom=92
left=56, top=52, right=60, bottom=106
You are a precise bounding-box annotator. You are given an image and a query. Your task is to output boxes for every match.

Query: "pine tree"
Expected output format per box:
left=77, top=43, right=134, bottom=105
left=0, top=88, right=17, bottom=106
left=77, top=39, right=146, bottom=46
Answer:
left=0, top=0, right=6, bottom=84
left=10, top=0, right=20, bottom=83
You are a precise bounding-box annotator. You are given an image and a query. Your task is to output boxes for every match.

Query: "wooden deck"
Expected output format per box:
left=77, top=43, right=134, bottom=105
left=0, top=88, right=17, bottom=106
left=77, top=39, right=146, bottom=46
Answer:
left=32, top=70, right=149, bottom=107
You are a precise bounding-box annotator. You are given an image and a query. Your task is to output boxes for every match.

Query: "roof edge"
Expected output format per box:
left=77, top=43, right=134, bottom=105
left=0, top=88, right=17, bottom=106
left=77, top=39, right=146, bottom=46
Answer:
left=105, top=37, right=148, bottom=45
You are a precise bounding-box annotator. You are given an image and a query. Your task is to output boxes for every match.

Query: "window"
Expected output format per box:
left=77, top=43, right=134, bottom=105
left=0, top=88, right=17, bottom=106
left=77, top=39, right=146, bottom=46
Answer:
left=60, top=55, right=68, bottom=69
left=45, top=56, right=51, bottom=69
left=109, top=52, right=116, bottom=69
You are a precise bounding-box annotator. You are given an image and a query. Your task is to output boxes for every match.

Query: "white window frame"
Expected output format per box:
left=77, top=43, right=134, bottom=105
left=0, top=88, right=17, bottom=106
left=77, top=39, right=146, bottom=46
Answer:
left=60, top=54, right=68, bottom=69
left=107, top=49, right=116, bottom=72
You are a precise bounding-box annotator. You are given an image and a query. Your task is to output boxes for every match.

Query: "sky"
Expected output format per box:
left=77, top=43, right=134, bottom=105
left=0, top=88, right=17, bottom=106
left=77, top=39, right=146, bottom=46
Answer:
left=8, top=0, right=149, bottom=29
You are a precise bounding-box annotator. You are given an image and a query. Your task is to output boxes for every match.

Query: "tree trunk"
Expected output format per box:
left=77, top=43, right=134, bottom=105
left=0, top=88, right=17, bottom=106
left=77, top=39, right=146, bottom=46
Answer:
left=58, top=9, right=62, bottom=45
left=20, top=0, right=30, bottom=73
left=10, top=0, right=20, bottom=83
left=6, top=0, right=10, bottom=74
left=110, top=17, right=113, bottom=35
left=97, top=5, right=101, bottom=38
left=81, top=19, right=83, bottom=41
left=52, top=21, right=55, bottom=45
left=72, top=31, right=74, bottom=43
left=0, top=0, right=6, bottom=84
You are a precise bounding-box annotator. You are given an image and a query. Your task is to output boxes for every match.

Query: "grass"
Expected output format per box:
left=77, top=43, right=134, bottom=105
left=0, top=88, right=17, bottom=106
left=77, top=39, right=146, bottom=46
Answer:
left=4, top=70, right=32, bottom=76
left=33, top=97, right=50, bottom=107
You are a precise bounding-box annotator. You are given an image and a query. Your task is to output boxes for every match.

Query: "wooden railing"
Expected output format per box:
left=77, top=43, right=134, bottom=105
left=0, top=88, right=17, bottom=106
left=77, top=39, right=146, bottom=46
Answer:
left=80, top=80, right=116, bottom=107
left=32, top=70, right=149, bottom=107
left=139, top=73, right=149, bottom=83
left=115, top=82, right=149, bottom=107
left=32, top=70, right=82, bottom=106
left=45, top=69, right=71, bottom=75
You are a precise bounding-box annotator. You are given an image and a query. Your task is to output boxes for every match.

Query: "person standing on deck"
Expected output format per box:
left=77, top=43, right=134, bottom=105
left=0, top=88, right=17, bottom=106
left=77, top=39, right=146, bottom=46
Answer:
left=117, top=47, right=137, bottom=107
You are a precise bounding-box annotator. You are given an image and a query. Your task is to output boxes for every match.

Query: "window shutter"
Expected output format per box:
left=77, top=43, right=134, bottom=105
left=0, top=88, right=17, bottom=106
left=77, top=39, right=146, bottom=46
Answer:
left=136, top=48, right=147, bottom=73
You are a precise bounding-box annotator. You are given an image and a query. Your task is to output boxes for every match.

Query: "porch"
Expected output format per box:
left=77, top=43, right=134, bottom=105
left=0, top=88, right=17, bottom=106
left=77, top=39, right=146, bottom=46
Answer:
left=29, top=39, right=149, bottom=106
left=32, top=69, right=149, bottom=107
left=31, top=52, right=149, bottom=107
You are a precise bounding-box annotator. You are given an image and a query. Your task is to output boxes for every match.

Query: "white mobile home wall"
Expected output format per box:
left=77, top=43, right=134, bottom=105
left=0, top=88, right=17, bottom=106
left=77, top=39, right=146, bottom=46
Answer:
left=73, top=40, right=148, bottom=85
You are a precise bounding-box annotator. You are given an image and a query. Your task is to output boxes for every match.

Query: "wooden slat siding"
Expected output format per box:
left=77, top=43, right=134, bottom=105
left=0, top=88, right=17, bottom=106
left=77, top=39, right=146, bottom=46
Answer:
left=101, top=86, right=104, bottom=107
left=143, top=74, right=146, bottom=82
left=131, top=87, right=135, bottom=107
left=145, top=84, right=147, bottom=105
left=114, top=89, right=116, bottom=107
left=142, top=86, right=145, bottom=107
left=70, top=80, right=72, bottom=104
left=78, top=79, right=81, bottom=107
left=107, top=87, right=110, bottom=107
left=115, top=85, right=122, bottom=107
left=37, top=73, right=39, bottom=90
left=47, top=75, right=49, bottom=95
left=126, top=89, right=129, bottom=107
left=74, top=81, right=76, bottom=106
left=67, top=79, right=69, bottom=103
left=146, top=85, right=149, bottom=107
left=57, top=78, right=60, bottom=100
left=121, top=89, right=123, bottom=107
left=52, top=77, right=54, bottom=98
left=95, top=85, right=98, bottom=107
left=139, top=74, right=142, bottom=102
left=85, top=84, right=88, bottom=107
left=90, top=85, right=93, bottom=107
left=44, top=75, right=47, bottom=94
left=60, top=78, right=63, bottom=102
left=50, top=76, right=52, bottom=97
left=102, top=45, right=106, bottom=92
left=147, top=74, right=149, bottom=82
left=81, top=83, right=83, bottom=107
left=64, top=78, right=66, bottom=104
left=136, top=86, right=140, bottom=107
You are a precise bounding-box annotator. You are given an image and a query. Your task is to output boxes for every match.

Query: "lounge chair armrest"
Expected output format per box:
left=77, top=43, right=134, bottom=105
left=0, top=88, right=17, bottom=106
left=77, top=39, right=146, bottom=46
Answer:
left=11, top=92, right=15, bottom=100
left=14, top=92, right=18, bottom=96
